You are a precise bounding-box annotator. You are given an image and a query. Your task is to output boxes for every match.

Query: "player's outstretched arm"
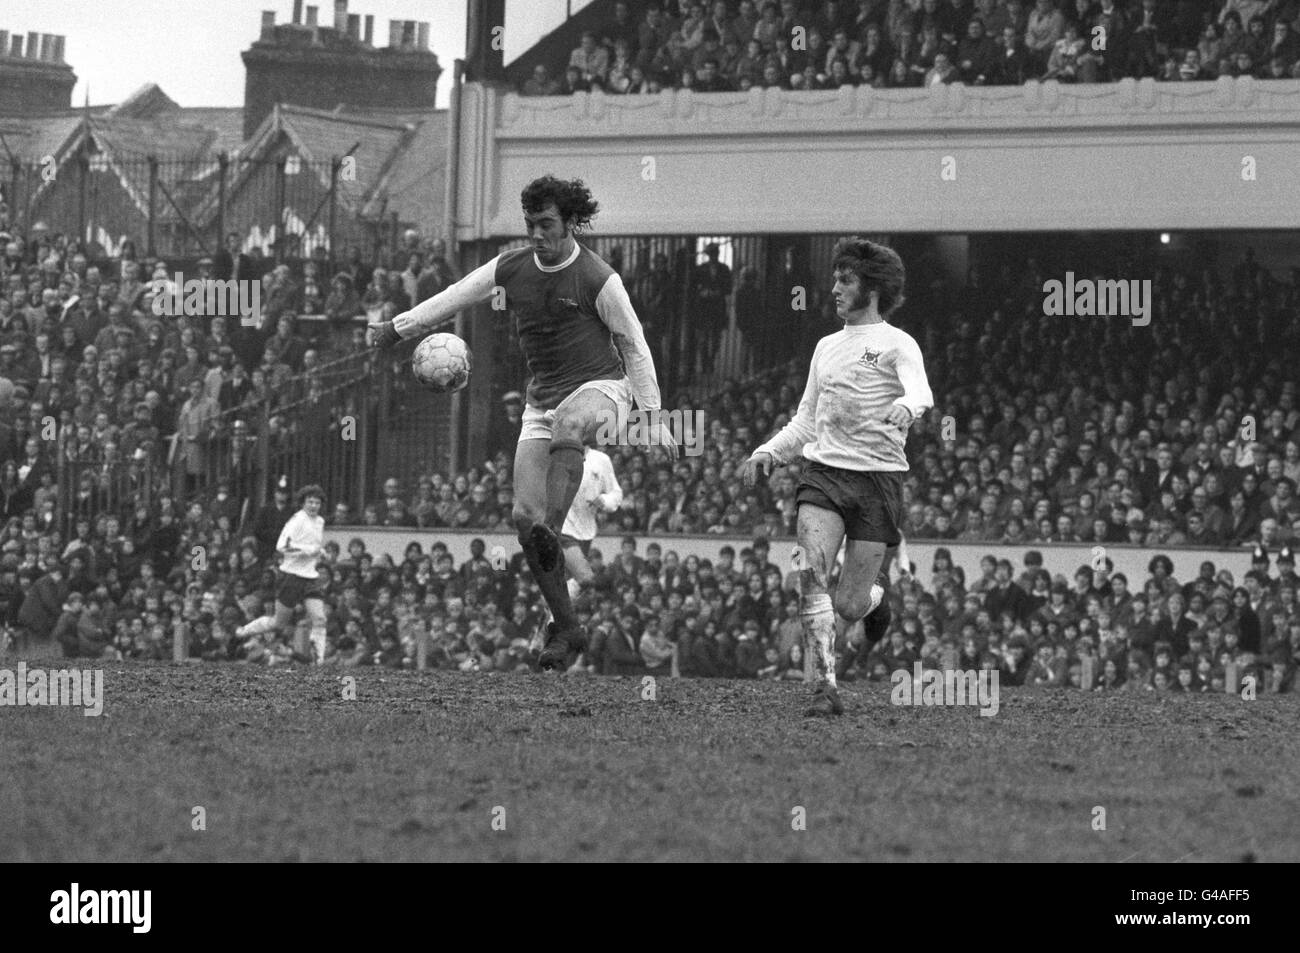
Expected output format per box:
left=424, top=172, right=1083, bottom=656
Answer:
left=595, top=274, right=679, bottom=461
left=275, top=515, right=300, bottom=557
left=596, top=453, right=624, bottom=512
left=276, top=513, right=320, bottom=559
left=740, top=451, right=774, bottom=487
left=882, top=333, right=934, bottom=428
left=367, top=258, right=499, bottom=348
left=744, top=342, right=822, bottom=483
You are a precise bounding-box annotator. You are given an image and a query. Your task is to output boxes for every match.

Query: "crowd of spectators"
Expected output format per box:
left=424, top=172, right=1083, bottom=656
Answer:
left=38, top=519, right=1297, bottom=695
left=0, top=208, right=466, bottom=656
left=520, top=0, right=1300, bottom=96
left=6, top=202, right=1300, bottom=692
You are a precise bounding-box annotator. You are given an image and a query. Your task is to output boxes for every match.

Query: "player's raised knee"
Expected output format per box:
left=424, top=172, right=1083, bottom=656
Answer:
left=550, top=411, right=588, bottom=447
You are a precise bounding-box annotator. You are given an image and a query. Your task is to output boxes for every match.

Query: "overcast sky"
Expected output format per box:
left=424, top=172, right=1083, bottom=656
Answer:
left=6, top=0, right=594, bottom=109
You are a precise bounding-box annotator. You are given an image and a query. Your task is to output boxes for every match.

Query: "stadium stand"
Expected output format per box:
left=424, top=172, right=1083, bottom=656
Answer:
left=515, top=0, right=1300, bottom=96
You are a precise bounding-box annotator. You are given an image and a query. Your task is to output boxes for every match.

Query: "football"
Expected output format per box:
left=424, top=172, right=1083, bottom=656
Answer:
left=411, top=332, right=472, bottom=393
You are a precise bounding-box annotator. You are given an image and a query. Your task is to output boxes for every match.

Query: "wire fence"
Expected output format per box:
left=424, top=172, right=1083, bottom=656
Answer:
left=52, top=348, right=379, bottom=539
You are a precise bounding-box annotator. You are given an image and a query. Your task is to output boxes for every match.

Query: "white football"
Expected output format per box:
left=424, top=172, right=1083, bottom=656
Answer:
left=411, top=332, right=472, bottom=393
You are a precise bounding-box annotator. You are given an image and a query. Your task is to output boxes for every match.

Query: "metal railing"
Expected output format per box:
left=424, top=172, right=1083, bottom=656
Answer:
left=259, top=349, right=381, bottom=518
left=50, top=348, right=378, bottom=537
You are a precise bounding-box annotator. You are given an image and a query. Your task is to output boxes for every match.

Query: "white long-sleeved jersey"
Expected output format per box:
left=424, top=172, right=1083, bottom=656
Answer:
left=562, top=449, right=622, bottom=542
left=756, top=321, right=932, bottom=471
left=277, top=510, right=325, bottom=579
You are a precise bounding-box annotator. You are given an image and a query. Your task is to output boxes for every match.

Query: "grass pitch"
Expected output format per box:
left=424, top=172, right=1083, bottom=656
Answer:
left=1, top=662, right=1295, bottom=862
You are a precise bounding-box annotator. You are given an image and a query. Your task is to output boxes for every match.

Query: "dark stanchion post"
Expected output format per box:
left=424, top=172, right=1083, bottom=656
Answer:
left=216, top=152, right=228, bottom=253
left=328, top=157, right=339, bottom=270
left=77, top=153, right=88, bottom=245
left=21, top=160, right=34, bottom=233
left=256, top=400, right=271, bottom=510
left=276, top=156, right=288, bottom=265
left=356, top=366, right=372, bottom=518
left=147, top=156, right=159, bottom=257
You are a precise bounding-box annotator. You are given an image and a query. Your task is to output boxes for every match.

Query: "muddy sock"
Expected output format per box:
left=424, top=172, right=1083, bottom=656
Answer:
left=801, top=592, right=836, bottom=690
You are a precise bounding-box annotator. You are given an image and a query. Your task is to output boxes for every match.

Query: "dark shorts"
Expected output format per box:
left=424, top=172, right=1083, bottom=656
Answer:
left=796, top=462, right=903, bottom=544
left=276, top=572, right=326, bottom=607
left=559, top=534, right=592, bottom=558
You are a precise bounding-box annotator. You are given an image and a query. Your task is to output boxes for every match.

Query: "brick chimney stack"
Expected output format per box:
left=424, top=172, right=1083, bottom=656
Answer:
left=241, top=3, right=441, bottom=139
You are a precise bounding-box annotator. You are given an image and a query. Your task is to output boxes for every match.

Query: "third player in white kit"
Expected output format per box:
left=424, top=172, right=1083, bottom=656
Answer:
left=559, top=447, right=623, bottom=603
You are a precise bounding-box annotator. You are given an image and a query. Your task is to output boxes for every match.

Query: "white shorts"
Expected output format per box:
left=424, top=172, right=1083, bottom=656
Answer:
left=519, top=377, right=634, bottom=443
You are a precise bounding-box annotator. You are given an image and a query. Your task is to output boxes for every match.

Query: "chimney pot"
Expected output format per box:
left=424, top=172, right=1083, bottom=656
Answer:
left=347, top=13, right=360, bottom=40
left=260, top=11, right=276, bottom=39
left=9, top=34, right=21, bottom=57
left=0, top=32, right=8, bottom=58
left=26, top=32, right=39, bottom=59
left=363, top=14, right=374, bottom=45
left=292, top=0, right=303, bottom=24
left=54, top=34, right=65, bottom=63
left=388, top=19, right=400, bottom=47
left=417, top=22, right=429, bottom=51
left=305, top=5, right=318, bottom=27
left=333, top=0, right=348, bottom=32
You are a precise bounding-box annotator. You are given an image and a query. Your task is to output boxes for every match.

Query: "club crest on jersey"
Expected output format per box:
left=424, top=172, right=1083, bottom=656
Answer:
left=857, top=347, right=881, bottom=367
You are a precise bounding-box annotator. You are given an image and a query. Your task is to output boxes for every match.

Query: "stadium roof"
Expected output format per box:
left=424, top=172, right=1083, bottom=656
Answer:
left=2, top=85, right=445, bottom=233
left=231, top=103, right=447, bottom=230
left=359, top=108, right=448, bottom=231
left=0, top=111, right=95, bottom=163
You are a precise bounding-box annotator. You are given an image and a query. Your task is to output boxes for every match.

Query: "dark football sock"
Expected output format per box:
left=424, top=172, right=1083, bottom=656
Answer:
left=521, top=534, right=576, bottom=631
left=544, top=439, right=587, bottom=531
left=861, top=596, right=892, bottom=649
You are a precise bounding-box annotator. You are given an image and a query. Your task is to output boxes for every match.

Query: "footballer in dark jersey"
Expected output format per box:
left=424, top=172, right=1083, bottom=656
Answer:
left=369, top=176, right=678, bottom=670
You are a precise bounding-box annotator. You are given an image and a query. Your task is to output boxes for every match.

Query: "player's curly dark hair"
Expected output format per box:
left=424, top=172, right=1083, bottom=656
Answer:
left=831, top=237, right=906, bottom=316
left=297, top=484, right=326, bottom=505
left=521, top=175, right=600, bottom=233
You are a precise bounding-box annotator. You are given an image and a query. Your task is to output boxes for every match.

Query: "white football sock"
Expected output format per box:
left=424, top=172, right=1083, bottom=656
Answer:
left=800, top=592, right=836, bottom=690
left=310, top=628, right=327, bottom=663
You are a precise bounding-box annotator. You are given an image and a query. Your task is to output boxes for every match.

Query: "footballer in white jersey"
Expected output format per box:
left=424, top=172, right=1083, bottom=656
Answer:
left=236, top=484, right=329, bottom=663
left=559, top=448, right=623, bottom=597
left=742, top=238, right=933, bottom=717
